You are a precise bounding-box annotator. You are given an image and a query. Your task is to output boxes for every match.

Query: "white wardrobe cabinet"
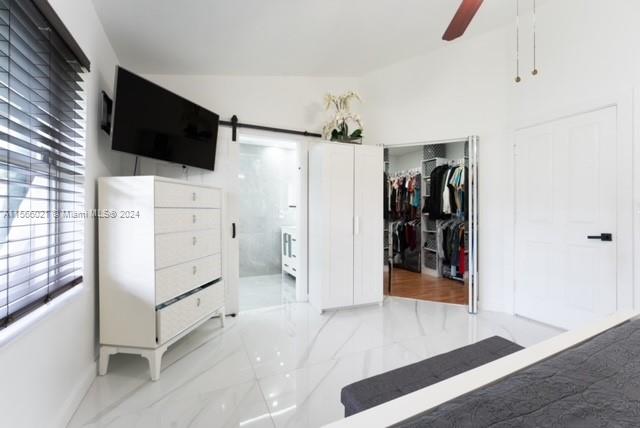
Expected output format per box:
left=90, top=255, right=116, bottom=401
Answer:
left=308, top=143, right=383, bottom=311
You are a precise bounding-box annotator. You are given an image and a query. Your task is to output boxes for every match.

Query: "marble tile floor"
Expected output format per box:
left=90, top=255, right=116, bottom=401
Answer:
left=68, top=297, right=562, bottom=428
left=239, top=274, right=296, bottom=312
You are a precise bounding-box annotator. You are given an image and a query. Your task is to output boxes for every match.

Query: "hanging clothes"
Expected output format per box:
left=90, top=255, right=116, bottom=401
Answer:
left=412, top=175, right=421, bottom=209
left=384, top=172, right=390, bottom=220
left=387, top=171, right=421, bottom=221
left=436, top=219, right=467, bottom=279
left=391, top=218, right=421, bottom=272
left=442, top=167, right=454, bottom=215
left=425, top=162, right=468, bottom=220
left=425, top=165, right=450, bottom=219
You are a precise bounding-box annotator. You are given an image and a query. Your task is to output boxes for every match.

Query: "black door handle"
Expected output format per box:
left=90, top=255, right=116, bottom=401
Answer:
left=587, top=233, right=612, bottom=241
left=232, top=223, right=236, bottom=239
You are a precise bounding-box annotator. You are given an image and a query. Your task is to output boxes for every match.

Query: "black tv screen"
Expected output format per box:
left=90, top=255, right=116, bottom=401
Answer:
left=110, top=67, right=219, bottom=170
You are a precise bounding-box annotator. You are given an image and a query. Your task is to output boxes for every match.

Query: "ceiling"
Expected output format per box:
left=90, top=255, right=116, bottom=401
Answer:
left=92, top=0, right=525, bottom=76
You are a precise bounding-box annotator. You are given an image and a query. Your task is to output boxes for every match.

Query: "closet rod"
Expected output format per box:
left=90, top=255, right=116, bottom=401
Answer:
left=219, top=115, right=322, bottom=142
left=383, top=137, right=470, bottom=149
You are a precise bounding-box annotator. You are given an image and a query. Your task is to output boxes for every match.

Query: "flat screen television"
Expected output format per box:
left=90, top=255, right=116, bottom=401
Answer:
left=110, top=67, right=219, bottom=171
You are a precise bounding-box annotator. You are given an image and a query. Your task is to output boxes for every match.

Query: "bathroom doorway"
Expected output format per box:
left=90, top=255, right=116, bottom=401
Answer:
left=237, top=135, right=300, bottom=311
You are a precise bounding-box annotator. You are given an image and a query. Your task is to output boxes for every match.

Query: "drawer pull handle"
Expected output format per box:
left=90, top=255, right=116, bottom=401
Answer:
left=196, top=297, right=201, bottom=307
left=192, top=236, right=197, bottom=246
left=192, top=214, right=197, bottom=224
left=192, top=192, right=197, bottom=201
left=192, top=265, right=197, bottom=275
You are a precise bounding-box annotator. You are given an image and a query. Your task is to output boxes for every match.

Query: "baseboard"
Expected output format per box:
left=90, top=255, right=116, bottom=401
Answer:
left=478, top=299, right=510, bottom=314
left=54, top=361, right=96, bottom=428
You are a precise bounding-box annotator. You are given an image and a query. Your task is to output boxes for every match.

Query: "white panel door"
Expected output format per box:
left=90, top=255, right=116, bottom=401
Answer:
left=353, top=145, right=383, bottom=305
left=514, top=107, right=617, bottom=329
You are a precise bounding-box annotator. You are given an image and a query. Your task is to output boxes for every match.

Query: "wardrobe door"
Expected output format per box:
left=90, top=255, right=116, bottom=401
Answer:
left=353, top=145, right=384, bottom=305
left=308, top=143, right=354, bottom=310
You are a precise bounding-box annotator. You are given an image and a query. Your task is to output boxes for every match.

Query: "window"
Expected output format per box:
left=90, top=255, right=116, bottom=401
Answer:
left=0, top=0, right=90, bottom=329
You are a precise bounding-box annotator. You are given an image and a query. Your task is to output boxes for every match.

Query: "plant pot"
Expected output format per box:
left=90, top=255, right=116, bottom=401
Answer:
left=330, top=136, right=363, bottom=145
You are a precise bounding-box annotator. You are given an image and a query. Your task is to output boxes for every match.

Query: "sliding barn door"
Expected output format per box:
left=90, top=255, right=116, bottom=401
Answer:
left=514, top=107, right=617, bottom=329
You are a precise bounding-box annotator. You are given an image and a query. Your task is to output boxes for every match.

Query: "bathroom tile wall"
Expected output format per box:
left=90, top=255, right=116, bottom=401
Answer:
left=239, top=144, right=297, bottom=277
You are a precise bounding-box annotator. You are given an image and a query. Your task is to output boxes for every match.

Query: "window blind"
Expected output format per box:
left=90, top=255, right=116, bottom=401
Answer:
left=0, top=0, right=87, bottom=329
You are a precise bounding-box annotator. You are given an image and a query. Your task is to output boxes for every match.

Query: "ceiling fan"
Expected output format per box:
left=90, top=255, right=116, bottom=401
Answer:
left=442, top=0, right=484, bottom=41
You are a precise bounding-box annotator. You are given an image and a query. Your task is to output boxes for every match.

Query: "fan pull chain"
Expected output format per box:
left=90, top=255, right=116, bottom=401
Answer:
left=515, top=0, right=521, bottom=83
left=532, top=0, right=538, bottom=75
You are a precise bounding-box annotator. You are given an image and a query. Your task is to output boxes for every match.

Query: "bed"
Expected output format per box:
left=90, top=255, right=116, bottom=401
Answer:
left=327, top=311, right=639, bottom=428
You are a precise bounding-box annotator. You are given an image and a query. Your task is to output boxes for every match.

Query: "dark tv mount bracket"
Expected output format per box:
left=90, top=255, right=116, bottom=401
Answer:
left=99, top=91, right=322, bottom=142
left=100, top=91, right=113, bottom=135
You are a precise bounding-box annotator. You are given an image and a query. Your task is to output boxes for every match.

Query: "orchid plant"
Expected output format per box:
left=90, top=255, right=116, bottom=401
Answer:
left=322, top=91, right=363, bottom=142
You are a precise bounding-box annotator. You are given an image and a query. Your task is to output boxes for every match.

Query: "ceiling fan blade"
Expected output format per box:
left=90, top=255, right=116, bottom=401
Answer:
left=442, top=0, right=484, bottom=41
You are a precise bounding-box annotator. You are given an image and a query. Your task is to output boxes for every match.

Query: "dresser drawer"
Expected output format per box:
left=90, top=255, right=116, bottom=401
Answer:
left=156, top=283, right=224, bottom=344
left=156, top=254, right=222, bottom=304
left=155, top=181, right=221, bottom=208
left=155, top=229, right=221, bottom=269
left=155, top=208, right=221, bottom=234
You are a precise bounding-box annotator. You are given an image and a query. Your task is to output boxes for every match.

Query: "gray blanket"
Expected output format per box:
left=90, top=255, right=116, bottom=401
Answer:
left=341, top=336, right=523, bottom=417
left=394, top=319, right=640, bottom=427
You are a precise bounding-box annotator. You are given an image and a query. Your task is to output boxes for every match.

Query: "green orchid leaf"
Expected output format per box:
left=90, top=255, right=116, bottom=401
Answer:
left=350, top=129, right=362, bottom=138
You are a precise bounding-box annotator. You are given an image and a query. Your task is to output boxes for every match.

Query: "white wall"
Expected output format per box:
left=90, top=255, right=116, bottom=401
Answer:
left=445, top=141, right=466, bottom=162
left=0, top=1, right=121, bottom=427
left=387, top=148, right=422, bottom=174
left=361, top=0, right=640, bottom=313
left=361, top=26, right=511, bottom=312
left=504, top=0, right=640, bottom=314
left=141, top=74, right=361, bottom=135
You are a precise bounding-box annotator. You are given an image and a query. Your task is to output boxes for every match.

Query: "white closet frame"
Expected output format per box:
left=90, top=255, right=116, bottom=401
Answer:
left=384, top=136, right=479, bottom=314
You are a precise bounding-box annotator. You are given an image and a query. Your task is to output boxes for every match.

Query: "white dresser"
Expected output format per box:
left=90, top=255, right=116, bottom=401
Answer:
left=97, top=176, right=224, bottom=381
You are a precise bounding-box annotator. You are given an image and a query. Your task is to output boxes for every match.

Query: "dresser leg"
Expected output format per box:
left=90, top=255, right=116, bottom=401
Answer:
left=98, top=346, right=113, bottom=376
left=144, top=347, right=167, bottom=381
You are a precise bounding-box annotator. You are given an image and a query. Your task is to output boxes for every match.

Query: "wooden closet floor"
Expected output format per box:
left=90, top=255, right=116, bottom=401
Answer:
left=388, top=269, right=468, bottom=305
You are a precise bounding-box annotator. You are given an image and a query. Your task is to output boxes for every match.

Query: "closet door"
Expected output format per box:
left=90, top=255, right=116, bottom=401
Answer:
left=514, top=107, right=619, bottom=329
left=353, top=145, right=384, bottom=305
left=308, top=143, right=354, bottom=310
